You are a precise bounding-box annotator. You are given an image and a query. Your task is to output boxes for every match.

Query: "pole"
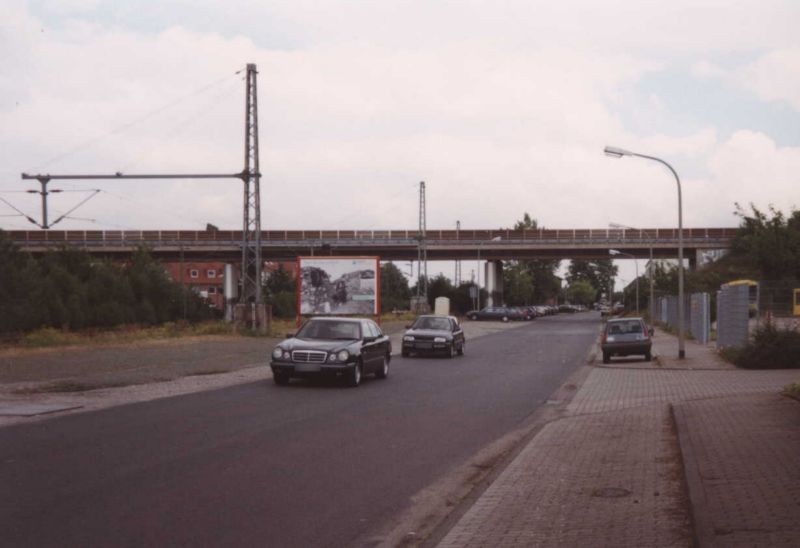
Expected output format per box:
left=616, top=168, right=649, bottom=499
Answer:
left=180, top=244, right=187, bottom=320
left=649, top=245, right=654, bottom=326
left=604, top=147, right=685, bottom=359
left=40, top=180, right=49, bottom=229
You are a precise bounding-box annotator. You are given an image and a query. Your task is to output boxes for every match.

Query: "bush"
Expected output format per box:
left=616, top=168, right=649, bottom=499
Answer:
left=727, top=323, right=800, bottom=369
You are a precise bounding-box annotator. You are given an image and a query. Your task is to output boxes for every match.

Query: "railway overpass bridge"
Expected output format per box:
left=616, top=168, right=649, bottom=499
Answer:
left=6, top=226, right=736, bottom=265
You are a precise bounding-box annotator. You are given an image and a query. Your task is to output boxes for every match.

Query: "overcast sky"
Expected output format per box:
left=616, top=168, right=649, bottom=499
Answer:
left=2, top=0, right=799, bottom=288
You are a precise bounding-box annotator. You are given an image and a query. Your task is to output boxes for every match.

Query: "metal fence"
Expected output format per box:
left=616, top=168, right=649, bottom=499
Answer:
left=691, top=292, right=711, bottom=345
left=758, top=280, right=800, bottom=318
left=716, top=284, right=750, bottom=349
left=656, top=293, right=710, bottom=344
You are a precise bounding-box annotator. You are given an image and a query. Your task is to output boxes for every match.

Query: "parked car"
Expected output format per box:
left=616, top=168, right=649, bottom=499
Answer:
left=402, top=315, right=465, bottom=358
left=270, top=317, right=391, bottom=387
left=466, top=306, right=526, bottom=322
left=601, top=317, right=653, bottom=363
left=513, top=307, right=535, bottom=320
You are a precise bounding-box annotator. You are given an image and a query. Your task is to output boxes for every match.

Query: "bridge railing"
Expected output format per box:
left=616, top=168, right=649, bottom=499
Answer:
left=6, top=227, right=738, bottom=245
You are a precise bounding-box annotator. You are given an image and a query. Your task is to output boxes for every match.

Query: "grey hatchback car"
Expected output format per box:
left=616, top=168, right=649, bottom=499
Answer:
left=601, top=317, right=653, bottom=363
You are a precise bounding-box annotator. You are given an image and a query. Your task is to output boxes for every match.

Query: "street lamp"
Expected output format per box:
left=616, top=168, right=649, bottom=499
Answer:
left=609, top=249, right=639, bottom=314
left=609, top=222, right=654, bottom=325
left=605, top=145, right=685, bottom=359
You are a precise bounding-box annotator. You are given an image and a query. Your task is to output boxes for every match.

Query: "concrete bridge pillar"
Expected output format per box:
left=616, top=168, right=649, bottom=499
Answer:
left=484, top=260, right=504, bottom=307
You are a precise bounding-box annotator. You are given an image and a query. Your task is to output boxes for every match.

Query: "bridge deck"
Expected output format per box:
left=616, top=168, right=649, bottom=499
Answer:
left=6, top=227, right=737, bottom=261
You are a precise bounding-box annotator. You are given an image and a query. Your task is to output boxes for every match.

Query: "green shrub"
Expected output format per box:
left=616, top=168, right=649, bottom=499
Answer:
left=20, top=328, right=75, bottom=348
left=729, top=323, right=800, bottom=369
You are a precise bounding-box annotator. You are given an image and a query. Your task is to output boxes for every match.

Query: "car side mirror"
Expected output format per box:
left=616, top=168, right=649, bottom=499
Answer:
left=405, top=324, right=412, bottom=329
left=285, top=332, right=295, bottom=338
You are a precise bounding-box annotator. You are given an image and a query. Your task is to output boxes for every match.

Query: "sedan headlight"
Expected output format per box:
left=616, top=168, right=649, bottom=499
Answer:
left=403, top=335, right=415, bottom=342
left=337, top=350, right=350, bottom=362
left=272, top=348, right=284, bottom=359
left=434, top=337, right=447, bottom=343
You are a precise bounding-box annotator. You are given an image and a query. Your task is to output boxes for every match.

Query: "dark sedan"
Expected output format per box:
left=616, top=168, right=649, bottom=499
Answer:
left=466, top=306, right=525, bottom=322
left=402, top=315, right=465, bottom=358
left=601, top=317, right=653, bottom=363
left=270, top=317, right=391, bottom=387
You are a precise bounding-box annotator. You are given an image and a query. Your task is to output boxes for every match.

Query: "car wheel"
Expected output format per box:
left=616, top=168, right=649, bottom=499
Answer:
left=502, top=316, right=509, bottom=322
left=602, top=352, right=610, bottom=364
left=401, top=349, right=410, bottom=358
left=273, top=371, right=290, bottom=385
left=457, top=341, right=465, bottom=356
left=376, top=354, right=390, bottom=379
left=469, top=314, right=478, bottom=321
left=347, top=361, right=362, bottom=387
left=645, top=351, right=652, bottom=362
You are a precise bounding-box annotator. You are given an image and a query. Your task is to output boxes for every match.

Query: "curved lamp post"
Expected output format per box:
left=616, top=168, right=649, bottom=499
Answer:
left=609, top=249, right=639, bottom=314
left=605, top=146, right=685, bottom=359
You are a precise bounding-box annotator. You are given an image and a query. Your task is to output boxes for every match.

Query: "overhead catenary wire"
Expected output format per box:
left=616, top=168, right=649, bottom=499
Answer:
left=118, top=77, right=244, bottom=173
left=31, top=68, right=246, bottom=172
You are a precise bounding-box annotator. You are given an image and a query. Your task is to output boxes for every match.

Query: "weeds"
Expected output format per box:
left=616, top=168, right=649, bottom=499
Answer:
left=5, top=321, right=241, bottom=351
left=724, top=323, right=800, bottom=369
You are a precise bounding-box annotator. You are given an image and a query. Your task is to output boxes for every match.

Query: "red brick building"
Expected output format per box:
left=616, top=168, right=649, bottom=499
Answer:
left=164, top=262, right=227, bottom=309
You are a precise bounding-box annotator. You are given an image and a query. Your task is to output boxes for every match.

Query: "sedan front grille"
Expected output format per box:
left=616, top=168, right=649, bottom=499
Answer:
left=291, top=350, right=328, bottom=364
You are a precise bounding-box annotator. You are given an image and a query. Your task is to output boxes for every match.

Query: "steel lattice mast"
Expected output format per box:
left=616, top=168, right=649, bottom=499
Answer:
left=21, top=64, right=265, bottom=309
left=241, top=63, right=262, bottom=304
left=417, top=181, right=427, bottom=299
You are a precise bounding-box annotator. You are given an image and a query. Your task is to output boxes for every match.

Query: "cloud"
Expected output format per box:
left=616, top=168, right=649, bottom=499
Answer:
left=693, top=49, right=800, bottom=112
left=1, top=1, right=798, bottom=237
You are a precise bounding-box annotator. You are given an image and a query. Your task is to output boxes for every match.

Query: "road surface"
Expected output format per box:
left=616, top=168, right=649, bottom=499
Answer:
left=1, top=313, right=599, bottom=547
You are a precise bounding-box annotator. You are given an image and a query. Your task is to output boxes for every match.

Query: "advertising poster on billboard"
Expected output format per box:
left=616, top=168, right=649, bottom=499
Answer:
left=298, top=257, right=379, bottom=315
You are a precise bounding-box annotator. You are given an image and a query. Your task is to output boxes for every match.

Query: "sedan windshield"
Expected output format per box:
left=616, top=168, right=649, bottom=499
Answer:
left=296, top=320, right=361, bottom=340
left=606, top=320, right=644, bottom=335
left=412, top=317, right=451, bottom=330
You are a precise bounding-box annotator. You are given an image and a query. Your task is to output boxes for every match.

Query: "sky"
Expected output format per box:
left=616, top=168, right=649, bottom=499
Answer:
left=2, top=0, right=799, bottom=290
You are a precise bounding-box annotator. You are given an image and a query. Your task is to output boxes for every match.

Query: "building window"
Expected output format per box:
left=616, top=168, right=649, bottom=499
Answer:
left=190, top=269, right=199, bottom=279
left=207, top=269, right=216, bottom=278
left=208, top=287, right=217, bottom=294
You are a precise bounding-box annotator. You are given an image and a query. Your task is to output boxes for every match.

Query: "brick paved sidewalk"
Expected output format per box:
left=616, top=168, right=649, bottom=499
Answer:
left=436, top=330, right=800, bottom=547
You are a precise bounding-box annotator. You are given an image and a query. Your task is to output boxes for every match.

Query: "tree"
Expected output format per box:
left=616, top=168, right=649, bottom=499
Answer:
left=0, top=232, right=214, bottom=334
left=380, top=262, right=411, bottom=312
left=427, top=274, right=454, bottom=307
left=567, top=259, right=618, bottom=301
left=732, top=204, right=800, bottom=280
left=265, top=265, right=297, bottom=318
left=503, top=262, right=536, bottom=305
left=566, top=280, right=596, bottom=305
left=512, top=213, right=562, bottom=302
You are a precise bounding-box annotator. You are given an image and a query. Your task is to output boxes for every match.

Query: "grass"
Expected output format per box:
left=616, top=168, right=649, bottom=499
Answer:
left=4, top=321, right=246, bottom=351
left=5, top=310, right=435, bottom=351
left=784, top=383, right=800, bottom=400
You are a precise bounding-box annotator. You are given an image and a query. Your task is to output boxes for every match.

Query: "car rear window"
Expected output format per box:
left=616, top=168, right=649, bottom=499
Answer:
left=607, top=320, right=644, bottom=335
left=413, top=317, right=452, bottom=330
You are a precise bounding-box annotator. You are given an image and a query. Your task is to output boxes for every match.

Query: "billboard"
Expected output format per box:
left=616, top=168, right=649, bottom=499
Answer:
left=298, top=257, right=379, bottom=315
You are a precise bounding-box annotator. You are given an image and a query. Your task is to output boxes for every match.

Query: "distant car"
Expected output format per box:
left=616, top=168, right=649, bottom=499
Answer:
left=514, top=307, right=535, bottom=320
left=402, top=315, right=465, bottom=358
left=270, top=317, right=391, bottom=387
left=466, top=306, right=525, bottom=322
left=601, top=317, right=653, bottom=363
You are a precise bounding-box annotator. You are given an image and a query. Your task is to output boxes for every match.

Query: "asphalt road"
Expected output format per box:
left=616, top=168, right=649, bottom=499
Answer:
left=1, top=313, right=599, bottom=547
